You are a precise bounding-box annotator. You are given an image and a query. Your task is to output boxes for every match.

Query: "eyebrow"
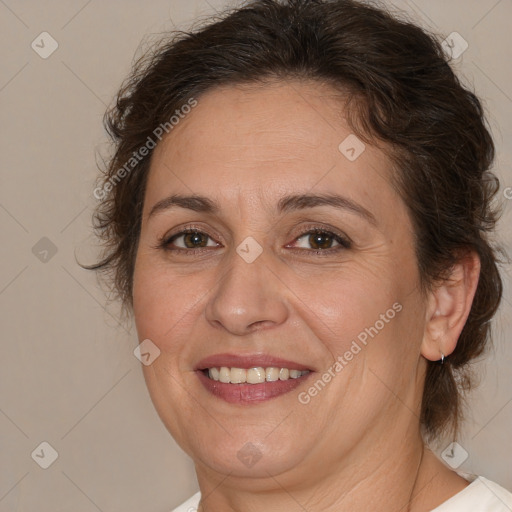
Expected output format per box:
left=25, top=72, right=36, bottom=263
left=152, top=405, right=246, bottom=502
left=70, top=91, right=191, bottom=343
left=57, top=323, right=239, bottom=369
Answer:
left=148, top=192, right=377, bottom=226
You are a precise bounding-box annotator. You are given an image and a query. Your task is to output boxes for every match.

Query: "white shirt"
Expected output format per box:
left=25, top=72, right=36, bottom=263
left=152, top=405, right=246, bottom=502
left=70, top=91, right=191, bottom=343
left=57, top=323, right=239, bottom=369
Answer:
left=170, top=476, right=512, bottom=511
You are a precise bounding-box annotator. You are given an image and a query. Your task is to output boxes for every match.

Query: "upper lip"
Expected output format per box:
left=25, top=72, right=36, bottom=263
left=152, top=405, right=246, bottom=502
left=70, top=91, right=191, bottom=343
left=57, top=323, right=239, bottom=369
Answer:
left=195, top=353, right=312, bottom=371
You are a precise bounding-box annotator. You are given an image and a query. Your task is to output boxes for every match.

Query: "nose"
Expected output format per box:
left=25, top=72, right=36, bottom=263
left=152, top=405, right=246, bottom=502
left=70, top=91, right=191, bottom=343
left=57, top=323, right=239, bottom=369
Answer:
left=205, top=247, right=289, bottom=336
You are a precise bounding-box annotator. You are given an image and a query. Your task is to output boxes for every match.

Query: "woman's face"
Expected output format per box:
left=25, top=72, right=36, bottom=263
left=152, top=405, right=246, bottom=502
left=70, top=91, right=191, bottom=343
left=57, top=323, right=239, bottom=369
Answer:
left=133, top=81, right=428, bottom=481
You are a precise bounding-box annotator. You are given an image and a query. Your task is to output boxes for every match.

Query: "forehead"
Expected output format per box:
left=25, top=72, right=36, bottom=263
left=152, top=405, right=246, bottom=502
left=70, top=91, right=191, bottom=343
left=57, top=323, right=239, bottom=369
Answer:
left=153, top=80, right=359, bottom=167
left=144, top=80, right=398, bottom=221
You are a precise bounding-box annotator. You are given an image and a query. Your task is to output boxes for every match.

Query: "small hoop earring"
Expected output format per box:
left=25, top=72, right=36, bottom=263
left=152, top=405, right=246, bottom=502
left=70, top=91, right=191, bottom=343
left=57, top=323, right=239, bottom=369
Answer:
left=440, top=353, right=445, bottom=364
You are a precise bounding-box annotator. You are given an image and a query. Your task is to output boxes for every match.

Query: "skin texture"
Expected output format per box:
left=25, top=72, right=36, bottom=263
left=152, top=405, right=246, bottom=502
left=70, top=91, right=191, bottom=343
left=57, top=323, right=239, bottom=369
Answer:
left=132, top=80, right=480, bottom=511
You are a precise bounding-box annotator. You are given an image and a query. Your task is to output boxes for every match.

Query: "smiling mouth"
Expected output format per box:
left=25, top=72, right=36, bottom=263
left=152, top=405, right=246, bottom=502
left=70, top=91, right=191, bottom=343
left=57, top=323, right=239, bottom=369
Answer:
left=202, top=366, right=311, bottom=384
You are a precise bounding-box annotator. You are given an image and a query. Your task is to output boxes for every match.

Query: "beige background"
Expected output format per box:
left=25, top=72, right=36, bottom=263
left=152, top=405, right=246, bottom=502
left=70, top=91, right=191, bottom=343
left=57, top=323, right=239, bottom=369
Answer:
left=1, top=0, right=511, bottom=510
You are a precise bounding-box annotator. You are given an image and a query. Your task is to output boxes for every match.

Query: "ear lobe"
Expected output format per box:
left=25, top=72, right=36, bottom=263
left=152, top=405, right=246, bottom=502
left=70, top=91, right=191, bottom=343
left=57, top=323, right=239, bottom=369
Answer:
left=421, top=252, right=481, bottom=362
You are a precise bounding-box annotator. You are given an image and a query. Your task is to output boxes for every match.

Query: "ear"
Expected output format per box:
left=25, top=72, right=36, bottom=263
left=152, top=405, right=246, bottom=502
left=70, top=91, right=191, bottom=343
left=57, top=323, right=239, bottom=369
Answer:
left=421, top=251, right=481, bottom=362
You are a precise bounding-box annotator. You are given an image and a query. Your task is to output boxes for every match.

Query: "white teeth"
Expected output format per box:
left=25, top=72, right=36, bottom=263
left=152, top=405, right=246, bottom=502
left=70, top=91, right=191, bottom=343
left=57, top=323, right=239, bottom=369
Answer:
left=265, top=367, right=279, bottom=382
left=279, top=368, right=289, bottom=380
left=230, top=367, right=246, bottom=383
left=206, top=366, right=310, bottom=384
left=219, top=367, right=231, bottom=383
left=247, top=367, right=265, bottom=384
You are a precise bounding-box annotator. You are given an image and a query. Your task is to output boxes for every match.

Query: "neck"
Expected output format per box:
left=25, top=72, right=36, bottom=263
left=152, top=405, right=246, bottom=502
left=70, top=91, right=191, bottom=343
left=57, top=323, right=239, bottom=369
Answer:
left=194, top=426, right=445, bottom=512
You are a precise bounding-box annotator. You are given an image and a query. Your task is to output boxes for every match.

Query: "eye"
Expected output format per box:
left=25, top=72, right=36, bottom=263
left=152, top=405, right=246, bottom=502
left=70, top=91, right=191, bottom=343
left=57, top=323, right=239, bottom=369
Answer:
left=157, top=226, right=351, bottom=255
left=163, top=229, right=219, bottom=250
left=289, top=229, right=351, bottom=251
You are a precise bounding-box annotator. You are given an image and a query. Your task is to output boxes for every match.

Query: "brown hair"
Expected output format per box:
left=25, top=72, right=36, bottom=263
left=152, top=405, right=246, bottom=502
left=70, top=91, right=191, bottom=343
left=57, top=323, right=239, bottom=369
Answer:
left=85, top=0, right=505, bottom=441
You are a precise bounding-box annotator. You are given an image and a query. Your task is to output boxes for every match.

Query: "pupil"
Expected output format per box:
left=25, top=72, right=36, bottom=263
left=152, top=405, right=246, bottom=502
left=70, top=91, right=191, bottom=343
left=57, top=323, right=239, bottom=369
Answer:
left=185, top=232, right=206, bottom=248
left=310, top=232, right=332, bottom=249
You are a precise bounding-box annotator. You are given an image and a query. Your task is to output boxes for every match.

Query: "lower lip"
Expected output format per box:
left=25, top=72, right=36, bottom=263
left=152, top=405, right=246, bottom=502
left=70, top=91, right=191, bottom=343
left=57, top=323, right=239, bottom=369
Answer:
left=196, top=370, right=311, bottom=404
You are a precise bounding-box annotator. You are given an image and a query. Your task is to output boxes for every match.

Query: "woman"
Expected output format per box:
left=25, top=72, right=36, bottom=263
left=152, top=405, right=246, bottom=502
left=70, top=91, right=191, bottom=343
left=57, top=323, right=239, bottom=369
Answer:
left=86, top=0, right=512, bottom=510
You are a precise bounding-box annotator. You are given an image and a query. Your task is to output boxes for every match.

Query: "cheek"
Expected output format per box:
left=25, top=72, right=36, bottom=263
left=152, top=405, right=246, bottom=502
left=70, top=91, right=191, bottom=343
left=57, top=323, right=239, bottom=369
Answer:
left=287, top=266, right=420, bottom=402
left=285, top=265, right=400, bottom=346
left=132, top=259, right=189, bottom=349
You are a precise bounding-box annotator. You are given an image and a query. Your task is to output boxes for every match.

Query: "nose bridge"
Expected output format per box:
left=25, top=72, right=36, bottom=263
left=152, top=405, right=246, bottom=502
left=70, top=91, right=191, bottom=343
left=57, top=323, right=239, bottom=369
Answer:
left=205, top=245, right=288, bottom=334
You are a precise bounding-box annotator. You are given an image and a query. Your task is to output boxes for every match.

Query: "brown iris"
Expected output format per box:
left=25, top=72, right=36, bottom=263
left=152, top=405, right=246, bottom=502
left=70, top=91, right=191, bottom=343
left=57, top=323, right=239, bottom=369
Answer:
left=308, top=231, right=335, bottom=250
left=183, top=232, right=209, bottom=248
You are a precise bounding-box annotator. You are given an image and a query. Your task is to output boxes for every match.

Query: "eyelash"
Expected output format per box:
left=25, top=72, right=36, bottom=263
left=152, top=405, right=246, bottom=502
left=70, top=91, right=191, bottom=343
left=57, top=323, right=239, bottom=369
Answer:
left=157, top=224, right=352, bottom=256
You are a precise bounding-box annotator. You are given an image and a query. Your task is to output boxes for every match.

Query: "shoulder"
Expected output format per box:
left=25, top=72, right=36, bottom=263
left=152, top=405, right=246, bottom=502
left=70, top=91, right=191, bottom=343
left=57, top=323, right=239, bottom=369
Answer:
left=432, top=476, right=512, bottom=511
left=169, top=491, right=201, bottom=512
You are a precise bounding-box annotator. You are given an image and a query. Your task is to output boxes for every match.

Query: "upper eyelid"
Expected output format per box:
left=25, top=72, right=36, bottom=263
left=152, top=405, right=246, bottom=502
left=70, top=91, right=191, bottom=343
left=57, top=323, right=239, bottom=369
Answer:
left=168, top=229, right=220, bottom=245
left=160, top=212, right=354, bottom=239
left=164, top=225, right=223, bottom=244
left=291, top=230, right=347, bottom=244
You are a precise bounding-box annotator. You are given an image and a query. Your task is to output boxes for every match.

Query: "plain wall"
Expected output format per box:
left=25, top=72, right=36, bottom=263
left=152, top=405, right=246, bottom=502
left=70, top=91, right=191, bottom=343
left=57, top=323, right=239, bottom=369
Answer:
left=1, top=0, right=511, bottom=510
